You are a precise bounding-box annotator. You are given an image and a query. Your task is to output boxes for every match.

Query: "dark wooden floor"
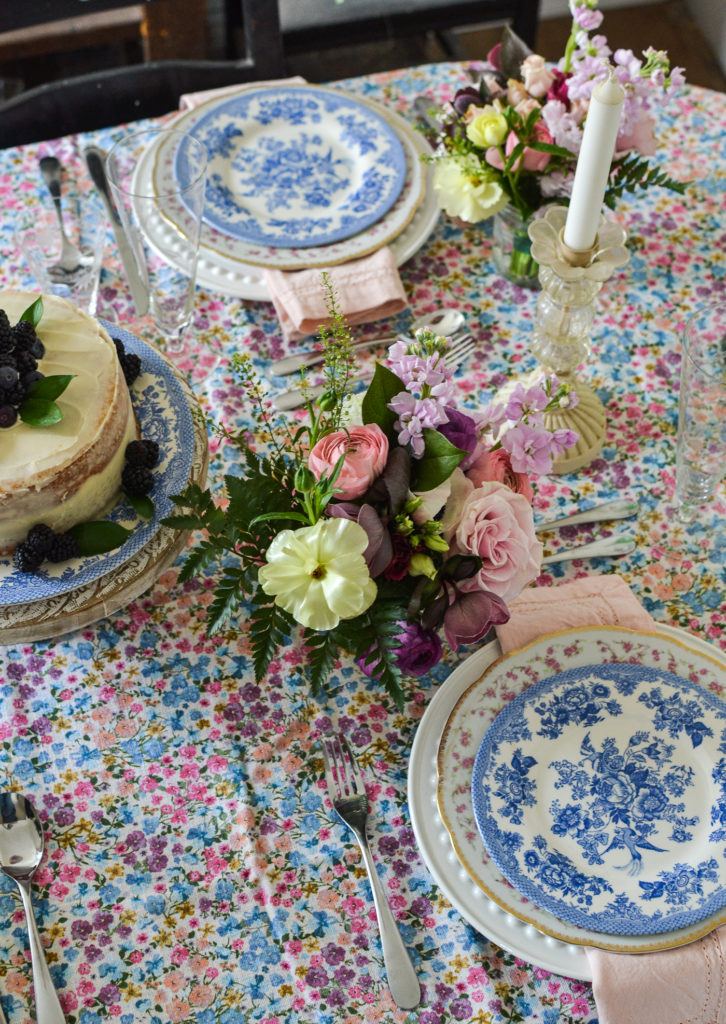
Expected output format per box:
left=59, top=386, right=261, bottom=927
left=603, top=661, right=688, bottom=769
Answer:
left=286, top=1, right=726, bottom=92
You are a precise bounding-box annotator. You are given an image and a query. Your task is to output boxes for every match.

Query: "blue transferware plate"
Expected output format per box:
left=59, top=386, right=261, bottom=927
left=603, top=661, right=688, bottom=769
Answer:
left=0, top=322, right=194, bottom=606
left=471, top=644, right=726, bottom=936
left=180, top=85, right=408, bottom=247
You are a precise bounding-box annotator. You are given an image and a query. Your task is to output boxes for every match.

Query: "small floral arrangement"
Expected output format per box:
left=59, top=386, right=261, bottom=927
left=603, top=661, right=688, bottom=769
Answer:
left=425, top=0, right=686, bottom=232
left=164, top=282, right=578, bottom=707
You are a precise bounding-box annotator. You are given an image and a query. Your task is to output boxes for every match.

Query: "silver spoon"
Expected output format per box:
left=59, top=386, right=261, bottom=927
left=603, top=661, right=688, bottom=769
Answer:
left=535, top=498, right=638, bottom=533
left=267, top=308, right=466, bottom=376
left=541, top=534, right=636, bottom=564
left=0, top=792, right=66, bottom=1024
left=38, top=156, right=85, bottom=276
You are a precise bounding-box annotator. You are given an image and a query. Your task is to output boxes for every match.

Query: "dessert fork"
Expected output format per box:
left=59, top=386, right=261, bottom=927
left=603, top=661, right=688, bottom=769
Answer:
left=273, top=332, right=476, bottom=411
left=38, top=156, right=84, bottom=277
left=321, top=734, right=421, bottom=1011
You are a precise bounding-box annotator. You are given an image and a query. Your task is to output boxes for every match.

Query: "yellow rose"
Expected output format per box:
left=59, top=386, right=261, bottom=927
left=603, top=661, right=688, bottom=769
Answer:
left=466, top=107, right=508, bottom=148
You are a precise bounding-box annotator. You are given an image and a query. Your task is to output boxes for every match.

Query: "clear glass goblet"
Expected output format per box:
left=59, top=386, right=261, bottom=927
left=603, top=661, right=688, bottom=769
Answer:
left=106, top=128, right=220, bottom=387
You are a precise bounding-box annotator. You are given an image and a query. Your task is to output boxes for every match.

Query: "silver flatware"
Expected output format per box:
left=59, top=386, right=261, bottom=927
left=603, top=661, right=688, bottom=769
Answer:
left=84, top=146, right=149, bottom=316
left=0, top=792, right=66, bottom=1024
left=38, top=156, right=85, bottom=277
left=272, top=331, right=475, bottom=412
left=535, top=498, right=638, bottom=533
left=541, top=534, right=636, bottom=564
left=267, top=308, right=466, bottom=377
left=322, top=734, right=420, bottom=1011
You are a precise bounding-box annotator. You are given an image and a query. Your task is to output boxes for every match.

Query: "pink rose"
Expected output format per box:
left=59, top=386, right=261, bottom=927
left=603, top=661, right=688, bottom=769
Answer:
left=308, top=424, right=389, bottom=501
left=485, top=122, right=553, bottom=174
left=521, top=54, right=555, bottom=99
left=466, top=449, right=534, bottom=504
left=441, top=473, right=542, bottom=603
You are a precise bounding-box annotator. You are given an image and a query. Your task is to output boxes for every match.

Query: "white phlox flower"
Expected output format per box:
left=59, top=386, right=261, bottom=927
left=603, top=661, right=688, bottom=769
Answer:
left=257, top=518, right=376, bottom=631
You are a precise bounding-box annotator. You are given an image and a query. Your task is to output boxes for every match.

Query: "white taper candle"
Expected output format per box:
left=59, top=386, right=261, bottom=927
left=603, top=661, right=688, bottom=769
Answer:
left=563, top=72, right=625, bottom=252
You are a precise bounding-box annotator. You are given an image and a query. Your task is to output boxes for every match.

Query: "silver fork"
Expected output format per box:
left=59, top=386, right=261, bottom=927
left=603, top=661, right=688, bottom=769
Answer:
left=321, top=734, right=421, bottom=1011
left=273, top=332, right=476, bottom=412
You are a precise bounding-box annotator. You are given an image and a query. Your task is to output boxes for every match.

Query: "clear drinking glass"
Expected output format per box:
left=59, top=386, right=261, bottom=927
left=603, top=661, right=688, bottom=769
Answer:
left=675, top=302, right=726, bottom=522
left=106, top=128, right=219, bottom=386
left=14, top=197, right=105, bottom=315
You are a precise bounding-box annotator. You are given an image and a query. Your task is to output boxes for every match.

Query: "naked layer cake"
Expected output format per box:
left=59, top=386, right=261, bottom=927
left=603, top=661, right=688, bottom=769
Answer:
left=0, top=291, right=137, bottom=555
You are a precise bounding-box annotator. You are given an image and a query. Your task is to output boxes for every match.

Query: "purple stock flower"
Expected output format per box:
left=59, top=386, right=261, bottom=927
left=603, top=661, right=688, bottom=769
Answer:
left=504, top=382, right=549, bottom=420
left=572, top=4, right=603, bottom=30
left=444, top=590, right=510, bottom=649
left=500, top=422, right=555, bottom=475
left=388, top=392, right=449, bottom=458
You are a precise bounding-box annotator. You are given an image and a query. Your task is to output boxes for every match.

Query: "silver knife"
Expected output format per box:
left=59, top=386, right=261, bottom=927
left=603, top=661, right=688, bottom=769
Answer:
left=84, top=146, right=149, bottom=316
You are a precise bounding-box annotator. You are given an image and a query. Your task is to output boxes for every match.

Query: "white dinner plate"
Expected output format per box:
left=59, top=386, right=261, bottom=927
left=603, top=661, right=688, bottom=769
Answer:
left=409, top=624, right=726, bottom=979
left=180, top=85, right=408, bottom=247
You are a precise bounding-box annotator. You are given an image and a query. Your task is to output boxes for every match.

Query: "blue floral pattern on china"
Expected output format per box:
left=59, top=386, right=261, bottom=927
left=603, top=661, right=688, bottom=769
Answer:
left=180, top=86, right=407, bottom=247
left=471, top=662, right=726, bottom=935
left=0, top=322, right=194, bottom=604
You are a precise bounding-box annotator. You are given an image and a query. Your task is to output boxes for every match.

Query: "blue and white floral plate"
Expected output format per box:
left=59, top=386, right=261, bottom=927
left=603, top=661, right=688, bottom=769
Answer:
left=0, top=322, right=196, bottom=607
left=470, top=627, right=726, bottom=938
left=179, top=85, right=408, bottom=247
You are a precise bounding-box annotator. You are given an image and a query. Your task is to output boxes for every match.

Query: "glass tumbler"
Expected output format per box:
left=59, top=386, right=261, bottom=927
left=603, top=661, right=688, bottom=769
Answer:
left=675, top=302, right=726, bottom=522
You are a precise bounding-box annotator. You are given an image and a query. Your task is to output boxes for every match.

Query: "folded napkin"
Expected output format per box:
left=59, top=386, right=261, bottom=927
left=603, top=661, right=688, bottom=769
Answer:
left=263, top=246, right=408, bottom=342
left=179, top=75, right=307, bottom=111
left=496, top=575, right=726, bottom=1024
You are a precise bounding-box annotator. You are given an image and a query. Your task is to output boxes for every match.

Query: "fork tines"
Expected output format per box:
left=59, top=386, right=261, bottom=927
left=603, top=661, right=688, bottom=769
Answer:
left=322, top=733, right=363, bottom=800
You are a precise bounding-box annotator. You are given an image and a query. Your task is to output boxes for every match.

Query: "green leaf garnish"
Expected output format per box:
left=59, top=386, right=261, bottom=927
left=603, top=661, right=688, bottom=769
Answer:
left=19, top=297, right=44, bottom=327
left=410, top=428, right=467, bottom=492
left=66, top=521, right=132, bottom=555
left=26, top=374, right=75, bottom=402
left=361, top=362, right=405, bottom=440
left=18, top=398, right=62, bottom=427
left=124, top=493, right=155, bottom=520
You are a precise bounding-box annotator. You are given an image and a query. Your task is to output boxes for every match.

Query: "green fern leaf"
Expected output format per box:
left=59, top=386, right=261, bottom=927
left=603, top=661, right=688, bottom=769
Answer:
left=249, top=597, right=292, bottom=681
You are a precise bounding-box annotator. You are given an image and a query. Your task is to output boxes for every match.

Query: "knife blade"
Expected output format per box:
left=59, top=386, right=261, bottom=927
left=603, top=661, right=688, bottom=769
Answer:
left=84, top=146, right=149, bottom=317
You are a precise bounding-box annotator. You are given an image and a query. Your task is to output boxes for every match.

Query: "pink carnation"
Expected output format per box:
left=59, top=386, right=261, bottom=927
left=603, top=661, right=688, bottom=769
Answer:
left=441, top=474, right=542, bottom=604
left=308, top=424, right=389, bottom=501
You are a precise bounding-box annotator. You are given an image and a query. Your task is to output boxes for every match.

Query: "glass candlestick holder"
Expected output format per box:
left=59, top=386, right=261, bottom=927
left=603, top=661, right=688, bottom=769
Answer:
left=525, top=206, right=630, bottom=473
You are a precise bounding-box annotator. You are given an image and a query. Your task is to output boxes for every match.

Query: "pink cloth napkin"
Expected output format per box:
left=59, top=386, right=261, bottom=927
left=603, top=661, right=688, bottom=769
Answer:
left=496, top=575, right=726, bottom=1024
left=263, top=247, right=408, bottom=342
left=178, top=75, right=307, bottom=111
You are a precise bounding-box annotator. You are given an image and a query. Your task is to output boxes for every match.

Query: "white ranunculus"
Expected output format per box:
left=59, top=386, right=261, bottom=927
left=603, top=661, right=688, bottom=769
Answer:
left=432, top=155, right=508, bottom=223
left=257, top=518, right=376, bottom=631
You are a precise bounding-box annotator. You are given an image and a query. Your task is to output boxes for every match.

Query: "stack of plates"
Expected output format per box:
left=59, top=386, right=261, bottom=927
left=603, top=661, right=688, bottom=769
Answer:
left=0, top=323, right=208, bottom=645
left=138, top=84, right=440, bottom=301
left=409, top=625, right=726, bottom=980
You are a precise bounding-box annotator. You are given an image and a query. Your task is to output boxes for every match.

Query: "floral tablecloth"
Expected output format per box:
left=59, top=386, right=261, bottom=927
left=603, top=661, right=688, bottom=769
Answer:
left=1, top=62, right=725, bottom=1024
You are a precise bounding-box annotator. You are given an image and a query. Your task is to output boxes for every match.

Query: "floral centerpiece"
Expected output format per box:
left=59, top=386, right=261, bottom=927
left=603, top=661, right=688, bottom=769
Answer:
left=425, top=0, right=686, bottom=284
left=164, top=284, right=578, bottom=707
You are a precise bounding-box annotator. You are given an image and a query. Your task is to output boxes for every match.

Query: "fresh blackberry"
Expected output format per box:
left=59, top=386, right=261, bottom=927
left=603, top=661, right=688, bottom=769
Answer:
left=25, top=523, right=56, bottom=558
left=113, top=337, right=126, bottom=359
left=0, top=352, right=18, bottom=370
left=125, top=439, right=160, bottom=468
left=15, top=350, right=37, bottom=375
left=1, top=383, right=25, bottom=408
left=122, top=463, right=154, bottom=496
left=47, top=533, right=80, bottom=563
left=0, top=404, right=17, bottom=428
left=12, top=320, right=37, bottom=350
left=0, top=310, right=12, bottom=353
left=0, top=365, right=19, bottom=389
left=13, top=542, right=42, bottom=574
left=121, top=353, right=141, bottom=386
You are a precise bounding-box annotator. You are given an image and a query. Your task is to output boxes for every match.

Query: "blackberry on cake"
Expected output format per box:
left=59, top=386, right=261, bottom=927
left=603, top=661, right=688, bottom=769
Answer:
left=47, top=532, right=81, bottom=563
left=13, top=542, right=42, bottom=574
left=0, top=405, right=17, bottom=429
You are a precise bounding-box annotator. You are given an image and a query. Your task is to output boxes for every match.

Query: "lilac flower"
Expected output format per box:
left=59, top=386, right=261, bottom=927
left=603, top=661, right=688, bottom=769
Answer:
left=388, top=392, right=448, bottom=457
left=500, top=422, right=555, bottom=474
left=572, top=5, right=603, bottom=30
left=541, top=100, right=583, bottom=153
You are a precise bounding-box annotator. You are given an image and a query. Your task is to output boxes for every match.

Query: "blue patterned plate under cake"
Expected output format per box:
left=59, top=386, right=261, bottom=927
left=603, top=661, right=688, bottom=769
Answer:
left=471, top=648, right=726, bottom=935
left=0, top=322, right=195, bottom=606
left=179, top=85, right=408, bottom=247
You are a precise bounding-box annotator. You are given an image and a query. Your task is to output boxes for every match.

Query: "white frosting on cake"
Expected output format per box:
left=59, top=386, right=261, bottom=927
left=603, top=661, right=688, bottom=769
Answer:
left=0, top=291, right=137, bottom=554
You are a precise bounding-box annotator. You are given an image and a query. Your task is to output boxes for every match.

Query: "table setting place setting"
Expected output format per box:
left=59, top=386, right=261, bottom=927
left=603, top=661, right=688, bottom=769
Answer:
left=1, top=0, right=726, bottom=1022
